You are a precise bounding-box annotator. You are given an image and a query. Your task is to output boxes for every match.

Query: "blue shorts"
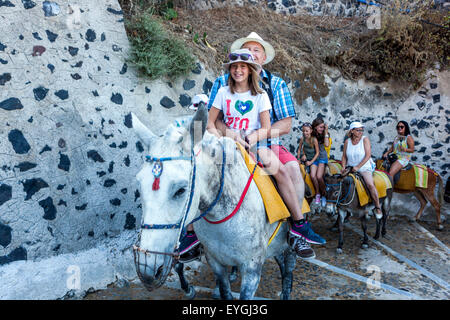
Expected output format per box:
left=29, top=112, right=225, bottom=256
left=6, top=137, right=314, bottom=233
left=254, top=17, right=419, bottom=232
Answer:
left=313, top=158, right=328, bottom=166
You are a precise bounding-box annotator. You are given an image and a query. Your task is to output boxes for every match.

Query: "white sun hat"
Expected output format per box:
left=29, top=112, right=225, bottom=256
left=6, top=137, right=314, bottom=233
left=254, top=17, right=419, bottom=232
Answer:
left=230, top=32, right=275, bottom=65
left=222, top=48, right=262, bottom=72
left=189, top=94, right=209, bottom=110
left=349, top=121, right=364, bottom=130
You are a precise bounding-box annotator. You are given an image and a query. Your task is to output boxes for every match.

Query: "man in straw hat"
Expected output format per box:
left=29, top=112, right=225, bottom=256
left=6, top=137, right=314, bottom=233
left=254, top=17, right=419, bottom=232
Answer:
left=178, top=32, right=326, bottom=261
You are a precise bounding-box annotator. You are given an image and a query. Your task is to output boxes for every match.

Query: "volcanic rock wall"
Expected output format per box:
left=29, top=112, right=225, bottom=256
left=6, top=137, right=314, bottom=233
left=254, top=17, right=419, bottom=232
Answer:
left=0, top=0, right=214, bottom=298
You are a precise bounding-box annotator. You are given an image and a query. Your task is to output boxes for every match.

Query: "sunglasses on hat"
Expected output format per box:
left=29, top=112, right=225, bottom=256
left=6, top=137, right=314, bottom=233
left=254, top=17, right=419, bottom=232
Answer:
left=229, top=53, right=253, bottom=62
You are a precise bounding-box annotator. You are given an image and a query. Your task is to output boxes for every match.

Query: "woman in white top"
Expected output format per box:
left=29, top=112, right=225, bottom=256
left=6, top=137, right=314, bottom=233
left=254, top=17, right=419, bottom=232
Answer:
left=341, top=121, right=382, bottom=218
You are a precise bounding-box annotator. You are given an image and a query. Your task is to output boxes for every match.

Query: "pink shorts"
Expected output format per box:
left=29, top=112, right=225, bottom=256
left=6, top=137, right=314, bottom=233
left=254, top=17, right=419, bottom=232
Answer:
left=270, top=144, right=297, bottom=165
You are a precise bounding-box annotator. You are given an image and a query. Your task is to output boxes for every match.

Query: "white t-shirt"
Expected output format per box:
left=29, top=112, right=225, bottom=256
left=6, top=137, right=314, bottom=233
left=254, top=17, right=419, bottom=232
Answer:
left=212, top=86, right=271, bottom=135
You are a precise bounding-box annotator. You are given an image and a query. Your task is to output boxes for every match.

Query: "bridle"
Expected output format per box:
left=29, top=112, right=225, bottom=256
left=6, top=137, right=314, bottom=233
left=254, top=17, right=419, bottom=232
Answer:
left=133, top=140, right=226, bottom=261
left=325, top=175, right=356, bottom=209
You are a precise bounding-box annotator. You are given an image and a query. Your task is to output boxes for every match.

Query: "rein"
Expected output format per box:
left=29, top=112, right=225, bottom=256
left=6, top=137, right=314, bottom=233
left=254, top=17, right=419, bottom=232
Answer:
left=203, top=162, right=258, bottom=224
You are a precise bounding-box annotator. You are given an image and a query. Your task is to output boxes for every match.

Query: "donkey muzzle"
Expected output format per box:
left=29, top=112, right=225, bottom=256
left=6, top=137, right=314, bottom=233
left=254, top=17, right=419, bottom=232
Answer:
left=133, top=245, right=174, bottom=291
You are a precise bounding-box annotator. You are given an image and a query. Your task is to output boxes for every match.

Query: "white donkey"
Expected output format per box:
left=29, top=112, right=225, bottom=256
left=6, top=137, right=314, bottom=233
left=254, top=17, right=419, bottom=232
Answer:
left=131, top=105, right=299, bottom=300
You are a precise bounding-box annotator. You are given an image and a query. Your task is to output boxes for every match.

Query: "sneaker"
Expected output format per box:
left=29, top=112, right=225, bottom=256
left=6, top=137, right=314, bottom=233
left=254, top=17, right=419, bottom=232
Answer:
left=290, top=221, right=326, bottom=245
left=321, top=196, right=327, bottom=207
left=289, top=236, right=315, bottom=259
left=314, top=194, right=321, bottom=204
left=178, top=232, right=200, bottom=255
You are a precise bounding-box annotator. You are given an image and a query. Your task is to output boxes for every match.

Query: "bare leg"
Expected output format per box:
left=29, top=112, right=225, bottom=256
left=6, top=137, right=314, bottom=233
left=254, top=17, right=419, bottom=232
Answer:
left=317, top=163, right=326, bottom=196
left=389, top=160, right=403, bottom=177
left=360, top=171, right=381, bottom=216
left=258, top=148, right=303, bottom=220
left=284, top=161, right=305, bottom=211
left=310, top=164, right=319, bottom=196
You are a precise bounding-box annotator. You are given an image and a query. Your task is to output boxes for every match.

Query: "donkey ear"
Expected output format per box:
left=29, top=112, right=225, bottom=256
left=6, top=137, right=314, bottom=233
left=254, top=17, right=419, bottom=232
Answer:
left=186, top=103, right=208, bottom=150
left=131, top=112, right=156, bottom=149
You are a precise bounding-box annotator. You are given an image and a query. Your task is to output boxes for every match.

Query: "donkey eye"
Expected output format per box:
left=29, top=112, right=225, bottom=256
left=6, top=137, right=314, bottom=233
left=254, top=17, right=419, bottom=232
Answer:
left=173, top=187, right=186, bottom=199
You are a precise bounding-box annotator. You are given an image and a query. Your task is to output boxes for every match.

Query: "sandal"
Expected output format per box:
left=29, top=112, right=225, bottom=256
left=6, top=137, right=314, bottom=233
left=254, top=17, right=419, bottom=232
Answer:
left=372, top=207, right=382, bottom=219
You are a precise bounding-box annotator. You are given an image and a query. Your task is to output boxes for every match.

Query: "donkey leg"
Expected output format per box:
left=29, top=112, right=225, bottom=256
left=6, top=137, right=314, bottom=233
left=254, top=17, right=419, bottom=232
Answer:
left=274, top=250, right=296, bottom=300
left=361, top=214, right=369, bottom=249
left=421, top=188, right=443, bottom=230
left=330, top=215, right=339, bottom=232
left=381, top=193, right=392, bottom=237
left=374, top=202, right=383, bottom=240
left=239, top=261, right=263, bottom=300
left=207, top=257, right=233, bottom=300
left=336, top=209, right=345, bottom=254
left=413, top=190, right=428, bottom=222
left=229, top=266, right=239, bottom=283
left=174, top=262, right=196, bottom=299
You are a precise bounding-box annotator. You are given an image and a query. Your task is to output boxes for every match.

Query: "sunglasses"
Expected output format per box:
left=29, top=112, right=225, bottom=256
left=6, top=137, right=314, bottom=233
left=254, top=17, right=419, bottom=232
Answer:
left=397, top=125, right=405, bottom=129
left=229, top=53, right=253, bottom=62
left=302, top=122, right=312, bottom=128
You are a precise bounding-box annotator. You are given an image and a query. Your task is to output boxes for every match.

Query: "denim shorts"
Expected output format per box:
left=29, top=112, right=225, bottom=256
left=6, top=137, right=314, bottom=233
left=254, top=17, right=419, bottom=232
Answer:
left=312, top=158, right=328, bottom=166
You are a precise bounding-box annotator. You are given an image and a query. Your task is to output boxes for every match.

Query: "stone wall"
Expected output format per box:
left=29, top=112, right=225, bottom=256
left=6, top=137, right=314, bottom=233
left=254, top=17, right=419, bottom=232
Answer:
left=280, top=67, right=449, bottom=179
left=0, top=0, right=215, bottom=299
left=184, top=0, right=447, bottom=17
left=183, top=0, right=374, bottom=16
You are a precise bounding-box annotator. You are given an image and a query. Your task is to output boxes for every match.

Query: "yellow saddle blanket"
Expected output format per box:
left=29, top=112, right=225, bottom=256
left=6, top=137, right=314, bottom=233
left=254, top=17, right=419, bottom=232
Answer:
left=350, top=170, right=392, bottom=207
left=236, top=143, right=310, bottom=224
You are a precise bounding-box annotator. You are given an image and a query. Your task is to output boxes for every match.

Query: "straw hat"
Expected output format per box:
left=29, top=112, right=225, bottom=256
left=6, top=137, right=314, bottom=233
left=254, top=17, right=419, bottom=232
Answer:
left=230, top=32, right=275, bottom=65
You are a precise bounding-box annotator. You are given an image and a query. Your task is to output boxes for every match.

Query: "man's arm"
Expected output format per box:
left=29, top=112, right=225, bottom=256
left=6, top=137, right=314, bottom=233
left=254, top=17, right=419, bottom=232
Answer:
left=268, top=74, right=295, bottom=138
left=270, top=117, right=292, bottom=138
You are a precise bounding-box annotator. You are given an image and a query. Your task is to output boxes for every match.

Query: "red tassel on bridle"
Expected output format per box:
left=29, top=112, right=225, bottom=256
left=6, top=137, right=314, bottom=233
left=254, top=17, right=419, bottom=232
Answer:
left=151, top=160, right=163, bottom=191
left=152, top=177, right=160, bottom=191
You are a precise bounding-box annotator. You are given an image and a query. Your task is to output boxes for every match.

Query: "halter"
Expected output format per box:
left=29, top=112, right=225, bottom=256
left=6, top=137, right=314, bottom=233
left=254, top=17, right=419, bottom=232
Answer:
left=133, top=140, right=226, bottom=260
left=325, top=176, right=356, bottom=208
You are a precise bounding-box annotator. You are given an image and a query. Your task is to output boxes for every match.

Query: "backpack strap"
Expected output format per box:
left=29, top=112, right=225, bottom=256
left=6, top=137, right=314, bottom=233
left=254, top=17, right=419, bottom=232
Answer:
left=261, top=69, right=274, bottom=107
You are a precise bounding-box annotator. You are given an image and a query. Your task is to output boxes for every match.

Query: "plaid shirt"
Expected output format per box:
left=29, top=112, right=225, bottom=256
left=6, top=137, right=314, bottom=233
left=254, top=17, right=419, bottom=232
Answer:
left=207, top=69, right=296, bottom=124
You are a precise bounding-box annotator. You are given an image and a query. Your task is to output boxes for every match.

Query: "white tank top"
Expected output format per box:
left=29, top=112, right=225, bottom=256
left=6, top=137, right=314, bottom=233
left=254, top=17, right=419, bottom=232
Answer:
left=346, top=136, right=374, bottom=172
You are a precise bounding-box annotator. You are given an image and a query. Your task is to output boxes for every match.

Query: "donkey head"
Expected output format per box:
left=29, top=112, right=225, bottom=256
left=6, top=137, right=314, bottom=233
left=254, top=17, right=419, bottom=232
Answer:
left=323, top=173, right=352, bottom=218
left=131, top=105, right=208, bottom=290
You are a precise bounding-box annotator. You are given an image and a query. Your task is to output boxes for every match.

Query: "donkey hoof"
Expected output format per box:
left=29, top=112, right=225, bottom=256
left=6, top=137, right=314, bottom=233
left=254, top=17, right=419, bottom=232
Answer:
left=185, top=285, right=196, bottom=300
left=437, top=224, right=444, bottom=231
left=361, top=243, right=369, bottom=249
left=336, top=248, right=343, bottom=254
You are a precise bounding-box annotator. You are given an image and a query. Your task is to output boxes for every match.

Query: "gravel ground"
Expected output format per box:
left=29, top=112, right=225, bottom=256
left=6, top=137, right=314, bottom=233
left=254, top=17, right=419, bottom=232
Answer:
left=84, top=208, right=449, bottom=300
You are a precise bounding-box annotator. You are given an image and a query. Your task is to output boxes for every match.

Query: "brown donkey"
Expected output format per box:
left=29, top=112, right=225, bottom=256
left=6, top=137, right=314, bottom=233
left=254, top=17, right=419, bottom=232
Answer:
left=376, top=159, right=444, bottom=230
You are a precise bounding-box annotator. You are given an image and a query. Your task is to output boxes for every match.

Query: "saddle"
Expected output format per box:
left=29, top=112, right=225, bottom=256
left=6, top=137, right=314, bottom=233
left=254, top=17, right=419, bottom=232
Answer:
left=350, top=170, right=392, bottom=207
left=235, top=142, right=310, bottom=224
left=390, top=163, right=430, bottom=192
left=299, top=159, right=343, bottom=198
